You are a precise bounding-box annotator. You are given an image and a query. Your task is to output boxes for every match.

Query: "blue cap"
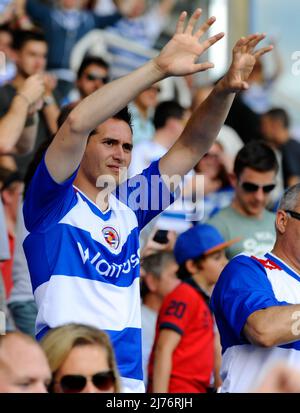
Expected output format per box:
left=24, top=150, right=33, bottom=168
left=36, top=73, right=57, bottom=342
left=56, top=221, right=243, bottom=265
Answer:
left=174, top=224, right=237, bottom=265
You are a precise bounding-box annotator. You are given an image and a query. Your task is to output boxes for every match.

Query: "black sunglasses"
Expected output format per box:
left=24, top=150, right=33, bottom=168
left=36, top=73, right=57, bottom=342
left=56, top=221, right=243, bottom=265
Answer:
left=56, top=371, right=115, bottom=393
left=285, top=210, right=300, bottom=221
left=86, top=73, right=109, bottom=83
left=240, top=182, right=276, bottom=194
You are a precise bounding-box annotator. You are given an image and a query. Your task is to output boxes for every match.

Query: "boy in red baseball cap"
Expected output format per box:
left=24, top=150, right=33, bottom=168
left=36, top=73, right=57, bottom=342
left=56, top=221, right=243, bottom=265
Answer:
left=147, top=224, right=238, bottom=393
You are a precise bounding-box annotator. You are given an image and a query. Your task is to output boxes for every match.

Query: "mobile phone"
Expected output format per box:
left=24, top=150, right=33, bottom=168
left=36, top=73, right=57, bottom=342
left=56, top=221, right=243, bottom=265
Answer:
left=153, top=229, right=169, bottom=244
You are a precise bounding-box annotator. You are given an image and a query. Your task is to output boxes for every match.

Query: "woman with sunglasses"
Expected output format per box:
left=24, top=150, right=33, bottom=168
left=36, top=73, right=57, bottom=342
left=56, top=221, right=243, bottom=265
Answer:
left=40, top=323, right=121, bottom=393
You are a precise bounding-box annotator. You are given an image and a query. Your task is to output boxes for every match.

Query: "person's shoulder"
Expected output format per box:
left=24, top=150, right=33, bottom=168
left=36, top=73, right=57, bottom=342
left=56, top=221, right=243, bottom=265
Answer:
left=208, top=206, right=233, bottom=222
left=223, top=253, right=269, bottom=278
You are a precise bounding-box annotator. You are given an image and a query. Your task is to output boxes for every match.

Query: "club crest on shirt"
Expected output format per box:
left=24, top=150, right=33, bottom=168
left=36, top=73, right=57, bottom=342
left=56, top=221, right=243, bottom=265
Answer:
left=102, top=226, right=120, bottom=250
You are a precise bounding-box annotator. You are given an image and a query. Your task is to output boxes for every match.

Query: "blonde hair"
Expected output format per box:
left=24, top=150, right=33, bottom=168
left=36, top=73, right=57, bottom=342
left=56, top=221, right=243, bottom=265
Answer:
left=40, top=324, right=121, bottom=392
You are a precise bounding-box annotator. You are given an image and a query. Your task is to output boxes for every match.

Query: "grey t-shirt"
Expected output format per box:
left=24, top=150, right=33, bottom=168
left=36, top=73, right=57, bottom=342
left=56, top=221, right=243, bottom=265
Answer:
left=207, top=206, right=276, bottom=259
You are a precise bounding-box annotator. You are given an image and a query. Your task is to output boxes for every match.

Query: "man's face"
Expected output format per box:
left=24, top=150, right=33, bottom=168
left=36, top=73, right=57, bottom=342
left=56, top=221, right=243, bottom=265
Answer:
left=135, top=86, right=159, bottom=111
left=154, top=261, right=178, bottom=299
left=80, top=118, right=133, bottom=188
left=198, top=250, right=228, bottom=286
left=0, top=335, right=51, bottom=393
left=0, top=30, right=12, bottom=55
left=60, top=0, right=82, bottom=10
left=234, top=167, right=276, bottom=217
left=261, top=115, right=287, bottom=146
left=17, top=41, right=47, bottom=77
left=77, top=64, right=109, bottom=99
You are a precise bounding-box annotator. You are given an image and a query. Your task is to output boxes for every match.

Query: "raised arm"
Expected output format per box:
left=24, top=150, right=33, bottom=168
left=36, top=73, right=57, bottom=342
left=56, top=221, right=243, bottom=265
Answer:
left=244, top=304, right=300, bottom=348
left=45, top=9, right=224, bottom=184
left=0, top=74, right=44, bottom=155
left=159, top=33, right=273, bottom=179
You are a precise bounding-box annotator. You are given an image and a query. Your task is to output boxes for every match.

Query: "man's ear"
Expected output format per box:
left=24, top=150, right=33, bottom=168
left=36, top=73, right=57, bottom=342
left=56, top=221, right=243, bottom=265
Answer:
left=276, top=210, right=288, bottom=235
left=185, top=259, right=199, bottom=275
left=144, top=273, right=158, bottom=293
left=1, top=190, right=10, bottom=206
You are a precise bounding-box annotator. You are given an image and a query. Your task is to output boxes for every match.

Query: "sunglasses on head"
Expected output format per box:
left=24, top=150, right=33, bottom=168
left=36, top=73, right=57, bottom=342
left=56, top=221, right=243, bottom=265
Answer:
left=86, top=73, right=109, bottom=83
left=56, top=370, right=115, bottom=393
left=285, top=210, right=300, bottom=221
left=240, top=182, right=276, bottom=194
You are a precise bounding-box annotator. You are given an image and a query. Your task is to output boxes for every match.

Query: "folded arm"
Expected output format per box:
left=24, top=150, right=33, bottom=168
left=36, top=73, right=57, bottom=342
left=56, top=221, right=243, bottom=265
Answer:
left=244, top=304, right=300, bottom=347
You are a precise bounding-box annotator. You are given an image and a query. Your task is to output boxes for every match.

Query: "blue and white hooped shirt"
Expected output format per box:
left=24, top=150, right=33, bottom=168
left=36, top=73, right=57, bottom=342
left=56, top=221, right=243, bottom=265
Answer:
left=211, top=252, right=300, bottom=393
left=23, top=156, right=174, bottom=393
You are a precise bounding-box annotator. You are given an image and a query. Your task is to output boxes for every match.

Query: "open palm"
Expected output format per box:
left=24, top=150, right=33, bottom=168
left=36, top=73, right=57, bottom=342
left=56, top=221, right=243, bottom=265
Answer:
left=225, top=34, right=273, bottom=92
left=155, top=9, right=224, bottom=77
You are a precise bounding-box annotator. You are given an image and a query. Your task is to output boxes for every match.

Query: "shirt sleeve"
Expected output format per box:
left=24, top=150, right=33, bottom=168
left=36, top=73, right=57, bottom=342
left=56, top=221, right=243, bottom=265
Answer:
left=158, top=286, right=197, bottom=336
left=116, top=159, right=177, bottom=230
left=211, top=255, right=281, bottom=340
left=23, top=155, right=78, bottom=233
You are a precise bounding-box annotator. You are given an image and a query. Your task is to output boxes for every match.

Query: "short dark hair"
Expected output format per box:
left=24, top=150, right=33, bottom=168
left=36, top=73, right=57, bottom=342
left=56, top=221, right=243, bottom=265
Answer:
left=13, top=29, right=47, bottom=51
left=59, top=104, right=133, bottom=138
left=153, top=100, right=184, bottom=130
left=234, top=141, right=279, bottom=179
left=140, top=252, right=175, bottom=298
left=265, top=108, right=290, bottom=129
left=88, top=106, right=133, bottom=138
left=0, top=24, right=12, bottom=35
left=77, top=56, right=109, bottom=80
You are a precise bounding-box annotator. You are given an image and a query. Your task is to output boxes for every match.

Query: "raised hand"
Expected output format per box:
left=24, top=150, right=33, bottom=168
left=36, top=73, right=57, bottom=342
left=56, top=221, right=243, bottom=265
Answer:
left=154, top=8, right=224, bottom=77
left=223, top=34, right=273, bottom=92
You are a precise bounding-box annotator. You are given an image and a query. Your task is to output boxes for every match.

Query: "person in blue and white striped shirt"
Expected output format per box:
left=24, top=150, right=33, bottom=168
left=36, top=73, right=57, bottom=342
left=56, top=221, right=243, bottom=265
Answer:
left=22, top=9, right=272, bottom=392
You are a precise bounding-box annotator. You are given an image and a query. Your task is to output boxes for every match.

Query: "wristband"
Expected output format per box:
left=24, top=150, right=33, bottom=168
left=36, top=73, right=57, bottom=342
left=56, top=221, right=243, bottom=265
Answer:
left=16, top=92, right=31, bottom=107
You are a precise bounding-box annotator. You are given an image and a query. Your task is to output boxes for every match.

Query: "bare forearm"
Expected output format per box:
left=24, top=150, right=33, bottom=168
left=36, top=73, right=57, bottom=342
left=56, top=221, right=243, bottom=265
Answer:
left=244, top=304, right=300, bottom=347
left=70, top=60, right=164, bottom=135
left=161, top=79, right=235, bottom=177
left=0, top=95, right=29, bottom=154
left=181, top=79, right=235, bottom=157
left=152, top=349, right=172, bottom=393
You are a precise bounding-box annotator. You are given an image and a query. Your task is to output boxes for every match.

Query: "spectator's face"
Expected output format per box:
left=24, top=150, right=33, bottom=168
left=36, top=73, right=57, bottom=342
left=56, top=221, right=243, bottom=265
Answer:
left=54, top=344, right=115, bottom=393
left=0, top=336, right=51, bottom=393
left=60, top=0, right=82, bottom=10
left=81, top=118, right=132, bottom=187
left=0, top=30, right=12, bottom=55
left=17, top=41, right=47, bottom=77
left=77, top=64, right=109, bottom=99
left=134, top=86, right=159, bottom=111
left=2, top=181, right=24, bottom=223
left=195, top=143, right=223, bottom=179
left=234, top=167, right=276, bottom=217
left=198, top=250, right=228, bottom=286
left=126, top=0, right=146, bottom=18
left=155, top=261, right=178, bottom=299
left=261, top=115, right=288, bottom=146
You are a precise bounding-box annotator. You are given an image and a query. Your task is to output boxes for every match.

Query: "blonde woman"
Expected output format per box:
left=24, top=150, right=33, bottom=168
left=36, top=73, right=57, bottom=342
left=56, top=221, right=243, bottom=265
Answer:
left=41, top=324, right=121, bottom=393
